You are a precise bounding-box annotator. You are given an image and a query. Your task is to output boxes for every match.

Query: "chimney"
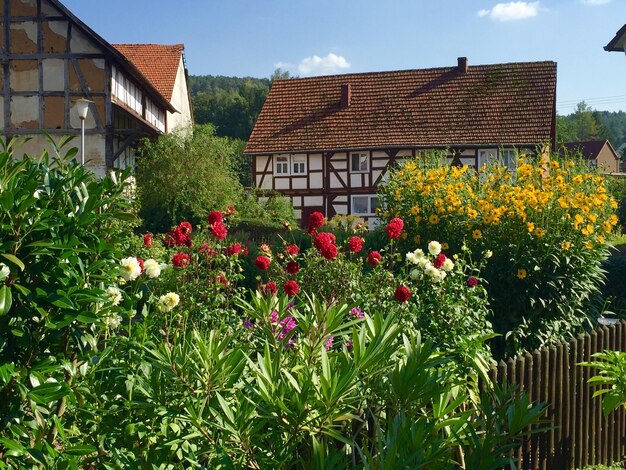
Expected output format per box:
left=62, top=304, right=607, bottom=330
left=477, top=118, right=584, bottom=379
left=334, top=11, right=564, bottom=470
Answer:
left=457, top=57, right=468, bottom=74
left=341, top=83, right=352, bottom=108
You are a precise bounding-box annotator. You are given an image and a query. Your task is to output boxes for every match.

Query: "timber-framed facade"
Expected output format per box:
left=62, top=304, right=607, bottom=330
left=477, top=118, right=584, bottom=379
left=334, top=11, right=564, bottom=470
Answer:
left=246, top=58, right=557, bottom=227
left=0, top=0, right=179, bottom=176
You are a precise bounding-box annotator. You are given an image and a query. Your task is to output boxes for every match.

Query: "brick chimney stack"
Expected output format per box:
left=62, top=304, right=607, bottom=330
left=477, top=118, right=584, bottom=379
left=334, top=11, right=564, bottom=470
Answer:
left=458, top=57, right=468, bottom=73
left=341, top=83, right=352, bottom=108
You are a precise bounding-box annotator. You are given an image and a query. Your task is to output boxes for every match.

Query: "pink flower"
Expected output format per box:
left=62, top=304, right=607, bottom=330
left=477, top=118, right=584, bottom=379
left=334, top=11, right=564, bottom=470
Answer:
left=285, top=244, right=299, bottom=256
left=278, top=315, right=297, bottom=340
left=350, top=307, right=364, bottom=319
left=324, top=335, right=334, bottom=350
left=385, top=217, right=404, bottom=239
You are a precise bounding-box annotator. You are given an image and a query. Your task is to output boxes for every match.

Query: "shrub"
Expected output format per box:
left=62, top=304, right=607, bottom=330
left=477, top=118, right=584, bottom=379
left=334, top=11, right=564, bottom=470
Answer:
left=0, top=140, right=134, bottom=466
left=380, top=155, right=618, bottom=355
left=135, top=124, right=243, bottom=232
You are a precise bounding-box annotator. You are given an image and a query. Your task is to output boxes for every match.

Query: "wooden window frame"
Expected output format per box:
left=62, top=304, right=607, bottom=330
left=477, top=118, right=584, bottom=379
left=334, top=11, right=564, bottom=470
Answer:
left=350, top=152, right=369, bottom=173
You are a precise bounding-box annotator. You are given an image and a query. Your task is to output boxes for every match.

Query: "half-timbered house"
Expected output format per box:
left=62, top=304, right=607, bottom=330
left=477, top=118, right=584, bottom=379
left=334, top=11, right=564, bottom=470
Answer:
left=1, top=0, right=191, bottom=176
left=245, top=58, right=557, bottom=227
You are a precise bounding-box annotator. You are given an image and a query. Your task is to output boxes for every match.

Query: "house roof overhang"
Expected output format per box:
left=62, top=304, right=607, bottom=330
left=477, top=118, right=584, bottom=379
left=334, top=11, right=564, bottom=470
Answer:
left=49, top=0, right=177, bottom=113
left=605, top=23, right=626, bottom=52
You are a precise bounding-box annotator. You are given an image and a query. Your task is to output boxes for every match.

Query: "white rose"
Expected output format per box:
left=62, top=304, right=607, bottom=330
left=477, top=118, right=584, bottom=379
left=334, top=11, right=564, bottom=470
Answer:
left=0, top=263, right=10, bottom=281
left=484, top=250, right=493, bottom=259
left=442, top=258, right=454, bottom=272
left=428, top=241, right=442, bottom=256
left=120, top=257, right=141, bottom=281
left=143, top=259, right=161, bottom=278
left=104, top=313, right=122, bottom=329
left=410, top=269, right=421, bottom=280
left=106, top=286, right=123, bottom=306
left=406, top=252, right=418, bottom=264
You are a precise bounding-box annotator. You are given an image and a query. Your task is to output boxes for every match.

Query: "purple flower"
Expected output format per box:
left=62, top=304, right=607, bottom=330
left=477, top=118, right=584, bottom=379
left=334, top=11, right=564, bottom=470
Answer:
left=324, top=335, right=334, bottom=351
left=243, top=320, right=254, bottom=329
left=285, top=300, right=296, bottom=311
left=270, top=310, right=279, bottom=323
left=278, top=315, right=297, bottom=340
left=345, top=340, right=353, bottom=350
left=350, top=307, right=364, bottom=319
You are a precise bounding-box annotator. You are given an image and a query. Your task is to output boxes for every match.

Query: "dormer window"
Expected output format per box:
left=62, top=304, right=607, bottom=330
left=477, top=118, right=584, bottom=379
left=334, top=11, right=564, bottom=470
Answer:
left=292, top=155, right=307, bottom=175
left=275, top=155, right=289, bottom=175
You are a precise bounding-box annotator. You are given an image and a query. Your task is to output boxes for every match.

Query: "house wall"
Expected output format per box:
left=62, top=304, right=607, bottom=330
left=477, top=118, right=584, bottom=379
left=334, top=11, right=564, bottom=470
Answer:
left=167, top=57, right=193, bottom=132
left=1, top=0, right=165, bottom=176
left=252, top=146, right=530, bottom=227
left=596, top=145, right=619, bottom=173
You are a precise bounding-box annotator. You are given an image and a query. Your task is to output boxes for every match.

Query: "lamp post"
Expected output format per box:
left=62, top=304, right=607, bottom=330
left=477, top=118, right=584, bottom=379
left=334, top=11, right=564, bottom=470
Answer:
left=75, top=98, right=92, bottom=165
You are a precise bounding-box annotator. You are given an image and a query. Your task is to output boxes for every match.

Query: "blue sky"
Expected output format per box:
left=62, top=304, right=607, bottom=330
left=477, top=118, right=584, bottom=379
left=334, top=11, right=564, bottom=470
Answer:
left=61, top=0, right=626, bottom=114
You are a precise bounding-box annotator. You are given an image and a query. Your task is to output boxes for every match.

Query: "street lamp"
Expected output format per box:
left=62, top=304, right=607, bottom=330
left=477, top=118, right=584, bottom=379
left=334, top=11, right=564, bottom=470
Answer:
left=75, top=98, right=92, bottom=165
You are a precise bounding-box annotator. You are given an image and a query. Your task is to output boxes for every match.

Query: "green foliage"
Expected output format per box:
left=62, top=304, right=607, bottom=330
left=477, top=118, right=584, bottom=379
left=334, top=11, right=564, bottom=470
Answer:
left=581, top=349, right=626, bottom=416
left=189, top=75, right=270, bottom=140
left=135, top=124, right=244, bottom=232
left=0, top=137, right=132, bottom=467
left=606, top=175, right=626, bottom=233
left=557, top=102, right=612, bottom=146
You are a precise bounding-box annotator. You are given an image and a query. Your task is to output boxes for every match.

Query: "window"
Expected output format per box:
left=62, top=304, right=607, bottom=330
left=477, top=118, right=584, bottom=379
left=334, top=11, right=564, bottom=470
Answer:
left=292, top=155, right=307, bottom=175
left=351, top=153, right=369, bottom=173
left=274, top=155, right=289, bottom=175
left=351, top=195, right=380, bottom=215
left=500, top=149, right=518, bottom=170
left=477, top=149, right=497, bottom=169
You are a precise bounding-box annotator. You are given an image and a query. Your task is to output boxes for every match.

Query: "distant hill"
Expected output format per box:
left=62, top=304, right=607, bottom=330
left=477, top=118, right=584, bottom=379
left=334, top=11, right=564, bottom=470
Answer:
left=189, top=75, right=270, bottom=141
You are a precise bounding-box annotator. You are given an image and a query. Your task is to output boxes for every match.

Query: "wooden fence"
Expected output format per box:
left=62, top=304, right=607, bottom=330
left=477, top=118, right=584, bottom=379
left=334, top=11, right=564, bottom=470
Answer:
left=488, top=320, right=626, bottom=469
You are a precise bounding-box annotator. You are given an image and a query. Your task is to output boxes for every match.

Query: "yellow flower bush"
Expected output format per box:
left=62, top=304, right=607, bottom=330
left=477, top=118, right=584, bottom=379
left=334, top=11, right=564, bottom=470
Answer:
left=381, top=153, right=617, bottom=355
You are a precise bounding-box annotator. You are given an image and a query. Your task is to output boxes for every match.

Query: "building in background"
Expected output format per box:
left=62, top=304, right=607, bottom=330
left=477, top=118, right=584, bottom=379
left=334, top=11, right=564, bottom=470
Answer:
left=562, top=140, right=620, bottom=173
left=245, top=58, right=557, bottom=226
left=0, top=0, right=192, bottom=176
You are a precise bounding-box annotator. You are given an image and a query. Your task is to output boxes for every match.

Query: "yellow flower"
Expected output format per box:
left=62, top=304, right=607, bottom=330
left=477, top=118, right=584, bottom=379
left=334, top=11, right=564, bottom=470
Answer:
left=597, top=235, right=606, bottom=244
left=581, top=224, right=594, bottom=236
left=472, top=229, right=483, bottom=240
left=561, top=241, right=571, bottom=250
left=517, top=268, right=527, bottom=280
left=467, top=208, right=478, bottom=219
left=527, top=222, right=535, bottom=233
left=534, top=228, right=546, bottom=238
left=603, top=221, right=612, bottom=233
left=550, top=161, right=559, bottom=169
left=585, top=241, right=593, bottom=250
left=401, top=231, right=408, bottom=240
left=610, top=199, right=618, bottom=209
left=609, top=215, right=618, bottom=225
left=441, top=242, right=449, bottom=250
left=428, top=214, right=440, bottom=225
left=413, top=234, right=421, bottom=244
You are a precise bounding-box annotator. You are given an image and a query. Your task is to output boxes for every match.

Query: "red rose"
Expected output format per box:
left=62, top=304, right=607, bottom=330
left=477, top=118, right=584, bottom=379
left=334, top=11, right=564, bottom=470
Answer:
left=285, top=244, right=299, bottom=256
left=226, top=242, right=242, bottom=256
left=163, top=231, right=176, bottom=247
left=313, top=232, right=336, bottom=250
left=284, top=280, right=300, bottom=297
left=286, top=261, right=300, bottom=274
left=385, top=217, right=404, bottom=239
left=172, top=252, right=191, bottom=268
left=394, top=285, right=411, bottom=302
left=137, top=257, right=144, bottom=273
left=216, top=272, right=228, bottom=286
left=433, top=253, right=446, bottom=269
left=173, top=228, right=189, bottom=246
left=143, top=234, right=153, bottom=248
left=211, top=222, right=227, bottom=240
left=207, top=210, right=223, bottom=225
left=242, top=246, right=249, bottom=256
left=177, top=221, right=192, bottom=235
left=466, top=277, right=478, bottom=288
left=262, top=281, right=278, bottom=296
left=308, top=211, right=325, bottom=234
left=320, top=243, right=338, bottom=260
left=347, top=236, right=363, bottom=253
left=255, top=256, right=271, bottom=270
left=368, top=251, right=382, bottom=266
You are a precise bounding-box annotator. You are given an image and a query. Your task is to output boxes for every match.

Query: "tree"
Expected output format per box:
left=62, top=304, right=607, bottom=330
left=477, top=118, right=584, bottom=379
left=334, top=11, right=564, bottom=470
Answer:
left=135, top=124, right=244, bottom=231
left=557, top=101, right=611, bottom=144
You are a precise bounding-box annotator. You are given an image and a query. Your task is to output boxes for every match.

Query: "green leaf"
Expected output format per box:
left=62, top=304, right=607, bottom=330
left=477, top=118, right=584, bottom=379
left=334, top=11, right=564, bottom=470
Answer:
left=28, top=382, right=70, bottom=404
left=0, top=285, right=12, bottom=316
left=1, top=254, right=24, bottom=271
left=64, top=444, right=96, bottom=456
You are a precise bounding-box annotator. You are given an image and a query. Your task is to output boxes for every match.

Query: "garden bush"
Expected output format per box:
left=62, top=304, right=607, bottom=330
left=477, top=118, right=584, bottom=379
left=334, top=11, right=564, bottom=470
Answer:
left=380, top=154, right=619, bottom=356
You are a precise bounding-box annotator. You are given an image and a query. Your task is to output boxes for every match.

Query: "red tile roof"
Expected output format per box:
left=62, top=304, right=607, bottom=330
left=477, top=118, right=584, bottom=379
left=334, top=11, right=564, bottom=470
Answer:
left=245, top=60, right=557, bottom=154
left=113, top=44, right=184, bottom=101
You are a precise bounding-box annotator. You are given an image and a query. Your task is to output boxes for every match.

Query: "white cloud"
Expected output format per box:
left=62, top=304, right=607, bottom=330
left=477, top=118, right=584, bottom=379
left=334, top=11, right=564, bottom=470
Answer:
left=274, top=61, right=294, bottom=70
left=580, top=0, right=610, bottom=4
left=297, top=53, right=351, bottom=76
left=478, top=1, right=541, bottom=21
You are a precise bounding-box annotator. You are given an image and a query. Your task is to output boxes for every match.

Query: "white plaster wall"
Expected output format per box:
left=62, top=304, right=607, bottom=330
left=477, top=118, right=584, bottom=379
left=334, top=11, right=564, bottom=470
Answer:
left=292, top=177, right=307, bottom=190
left=309, top=154, right=323, bottom=170
left=274, top=178, right=289, bottom=190
left=167, top=58, right=193, bottom=132
left=310, top=173, right=323, bottom=189
left=303, top=196, right=323, bottom=206
left=70, top=28, right=100, bottom=54
left=10, top=96, right=38, bottom=124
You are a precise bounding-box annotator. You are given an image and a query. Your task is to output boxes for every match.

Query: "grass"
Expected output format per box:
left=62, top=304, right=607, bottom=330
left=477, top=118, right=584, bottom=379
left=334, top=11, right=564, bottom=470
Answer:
left=581, top=464, right=625, bottom=470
